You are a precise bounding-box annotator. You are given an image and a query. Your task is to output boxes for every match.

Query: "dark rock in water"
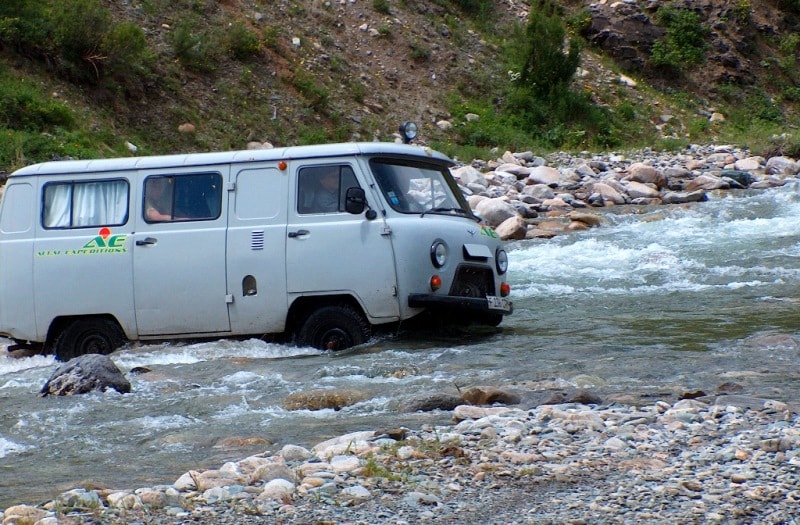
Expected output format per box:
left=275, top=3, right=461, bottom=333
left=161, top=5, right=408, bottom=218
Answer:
left=716, top=382, right=744, bottom=395
left=720, top=169, right=753, bottom=187
left=680, top=390, right=707, bottom=400
left=521, top=387, right=602, bottom=408
left=39, top=354, right=131, bottom=397
left=283, top=388, right=366, bottom=411
left=460, top=386, right=521, bottom=406
left=400, top=393, right=463, bottom=413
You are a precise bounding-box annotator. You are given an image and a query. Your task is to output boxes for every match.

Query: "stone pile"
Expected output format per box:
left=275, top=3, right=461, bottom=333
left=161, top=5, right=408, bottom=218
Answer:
left=453, top=144, right=800, bottom=240
left=3, top=395, right=798, bottom=524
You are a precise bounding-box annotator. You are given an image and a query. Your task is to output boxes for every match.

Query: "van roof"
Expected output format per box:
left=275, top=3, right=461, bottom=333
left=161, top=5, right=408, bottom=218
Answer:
left=10, top=142, right=454, bottom=177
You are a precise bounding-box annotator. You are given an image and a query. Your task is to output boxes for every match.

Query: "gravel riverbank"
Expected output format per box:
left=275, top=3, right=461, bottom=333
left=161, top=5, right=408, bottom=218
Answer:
left=4, top=395, right=799, bottom=524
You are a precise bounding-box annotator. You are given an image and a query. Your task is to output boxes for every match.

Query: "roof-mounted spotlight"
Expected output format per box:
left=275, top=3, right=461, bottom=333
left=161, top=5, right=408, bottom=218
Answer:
left=399, top=121, right=418, bottom=144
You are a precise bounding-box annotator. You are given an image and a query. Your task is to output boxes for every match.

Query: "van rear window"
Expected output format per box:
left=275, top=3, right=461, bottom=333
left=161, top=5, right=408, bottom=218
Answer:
left=43, top=179, right=129, bottom=229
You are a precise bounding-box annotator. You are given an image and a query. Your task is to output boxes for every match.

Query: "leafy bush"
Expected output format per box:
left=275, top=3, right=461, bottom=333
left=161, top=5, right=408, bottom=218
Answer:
left=515, top=0, right=580, bottom=99
left=0, top=0, right=154, bottom=93
left=650, top=6, right=709, bottom=69
left=290, top=69, right=329, bottom=110
left=0, top=76, right=74, bottom=131
left=226, top=22, right=261, bottom=60
left=373, top=0, right=391, bottom=15
left=169, top=19, right=225, bottom=73
left=449, top=0, right=494, bottom=17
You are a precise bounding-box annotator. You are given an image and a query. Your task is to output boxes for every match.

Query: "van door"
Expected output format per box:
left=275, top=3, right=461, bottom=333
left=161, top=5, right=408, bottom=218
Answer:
left=226, top=165, right=289, bottom=334
left=33, top=177, right=136, bottom=340
left=286, top=162, right=400, bottom=320
left=133, top=168, right=230, bottom=336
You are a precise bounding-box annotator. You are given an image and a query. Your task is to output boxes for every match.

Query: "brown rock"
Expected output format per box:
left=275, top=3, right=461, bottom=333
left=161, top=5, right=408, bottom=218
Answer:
left=460, top=386, right=521, bottom=406
left=283, top=388, right=367, bottom=411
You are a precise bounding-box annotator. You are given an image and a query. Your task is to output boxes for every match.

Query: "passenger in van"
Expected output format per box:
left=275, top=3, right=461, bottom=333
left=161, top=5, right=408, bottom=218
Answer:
left=313, top=168, right=340, bottom=212
left=145, top=177, right=174, bottom=221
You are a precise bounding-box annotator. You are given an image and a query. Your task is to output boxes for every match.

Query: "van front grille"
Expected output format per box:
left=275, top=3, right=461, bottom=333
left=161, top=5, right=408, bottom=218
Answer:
left=449, top=264, right=495, bottom=298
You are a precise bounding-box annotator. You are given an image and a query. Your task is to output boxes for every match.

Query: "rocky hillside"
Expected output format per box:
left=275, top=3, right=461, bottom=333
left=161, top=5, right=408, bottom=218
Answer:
left=1, top=0, right=799, bottom=166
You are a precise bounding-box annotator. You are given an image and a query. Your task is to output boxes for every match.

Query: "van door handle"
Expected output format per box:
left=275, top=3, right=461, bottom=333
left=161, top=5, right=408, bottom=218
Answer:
left=288, top=229, right=309, bottom=238
left=135, top=237, right=158, bottom=246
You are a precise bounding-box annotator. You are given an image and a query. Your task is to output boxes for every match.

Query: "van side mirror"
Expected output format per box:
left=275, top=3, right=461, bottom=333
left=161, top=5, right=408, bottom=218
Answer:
left=345, top=187, right=367, bottom=215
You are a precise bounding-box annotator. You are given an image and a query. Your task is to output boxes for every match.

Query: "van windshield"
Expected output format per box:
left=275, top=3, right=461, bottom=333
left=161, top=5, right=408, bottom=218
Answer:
left=370, top=158, right=472, bottom=217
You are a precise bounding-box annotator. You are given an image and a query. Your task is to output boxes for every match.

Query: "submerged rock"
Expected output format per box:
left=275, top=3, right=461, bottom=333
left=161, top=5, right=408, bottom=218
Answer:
left=39, top=354, right=131, bottom=396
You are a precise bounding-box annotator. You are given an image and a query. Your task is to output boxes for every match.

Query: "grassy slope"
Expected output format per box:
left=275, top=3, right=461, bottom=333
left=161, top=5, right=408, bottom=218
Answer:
left=0, top=0, right=798, bottom=174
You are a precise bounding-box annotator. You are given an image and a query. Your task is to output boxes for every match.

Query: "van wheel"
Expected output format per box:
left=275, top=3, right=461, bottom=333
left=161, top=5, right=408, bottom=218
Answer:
left=53, top=318, right=126, bottom=362
left=296, top=305, right=370, bottom=351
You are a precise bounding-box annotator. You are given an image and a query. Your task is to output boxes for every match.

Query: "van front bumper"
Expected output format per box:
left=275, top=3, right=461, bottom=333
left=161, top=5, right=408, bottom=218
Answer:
left=408, top=294, right=513, bottom=315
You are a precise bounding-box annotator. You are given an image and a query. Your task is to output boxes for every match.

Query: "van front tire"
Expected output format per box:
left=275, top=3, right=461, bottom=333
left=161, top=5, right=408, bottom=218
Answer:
left=296, top=305, right=370, bottom=351
left=53, top=318, right=126, bottom=362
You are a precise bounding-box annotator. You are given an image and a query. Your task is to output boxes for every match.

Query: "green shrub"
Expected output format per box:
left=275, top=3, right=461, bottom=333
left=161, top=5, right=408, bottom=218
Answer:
left=227, top=22, right=261, bottom=60
left=0, top=76, right=74, bottom=131
left=733, top=0, right=752, bottom=25
left=169, top=19, right=224, bottom=73
left=290, top=69, right=329, bottom=110
left=373, top=0, right=391, bottom=15
left=409, top=41, right=431, bottom=61
left=449, top=0, right=494, bottom=18
left=650, top=6, right=709, bottom=69
left=516, top=0, right=580, bottom=99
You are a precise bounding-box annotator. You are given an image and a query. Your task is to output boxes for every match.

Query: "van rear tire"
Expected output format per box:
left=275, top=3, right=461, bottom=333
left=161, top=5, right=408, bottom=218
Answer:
left=296, top=305, right=370, bottom=351
left=53, top=318, right=126, bottom=362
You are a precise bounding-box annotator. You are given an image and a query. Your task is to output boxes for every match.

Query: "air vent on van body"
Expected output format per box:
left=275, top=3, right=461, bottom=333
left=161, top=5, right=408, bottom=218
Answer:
left=251, top=230, right=265, bottom=250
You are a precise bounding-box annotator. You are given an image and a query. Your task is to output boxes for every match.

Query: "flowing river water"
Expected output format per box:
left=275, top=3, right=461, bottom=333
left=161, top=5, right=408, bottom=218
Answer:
left=3, top=182, right=800, bottom=508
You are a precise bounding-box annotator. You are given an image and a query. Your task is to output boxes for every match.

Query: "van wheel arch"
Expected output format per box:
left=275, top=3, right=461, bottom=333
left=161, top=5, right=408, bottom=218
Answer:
left=291, top=299, right=371, bottom=351
left=48, top=316, right=127, bottom=362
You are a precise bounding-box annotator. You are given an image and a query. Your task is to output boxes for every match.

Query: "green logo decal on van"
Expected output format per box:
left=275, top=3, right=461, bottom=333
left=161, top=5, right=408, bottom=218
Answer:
left=36, top=228, right=128, bottom=257
left=480, top=226, right=498, bottom=239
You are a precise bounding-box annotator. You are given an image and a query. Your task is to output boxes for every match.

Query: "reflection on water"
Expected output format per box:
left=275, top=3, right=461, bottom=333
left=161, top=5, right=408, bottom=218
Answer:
left=3, top=184, right=800, bottom=507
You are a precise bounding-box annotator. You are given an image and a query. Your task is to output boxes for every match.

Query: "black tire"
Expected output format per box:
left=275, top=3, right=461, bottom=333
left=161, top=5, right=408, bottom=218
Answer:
left=296, top=305, right=370, bottom=351
left=482, top=313, right=504, bottom=327
left=53, top=318, right=126, bottom=361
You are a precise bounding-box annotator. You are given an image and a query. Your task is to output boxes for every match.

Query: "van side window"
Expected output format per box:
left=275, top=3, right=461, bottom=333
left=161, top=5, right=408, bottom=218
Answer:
left=144, top=173, right=222, bottom=223
left=297, top=165, right=358, bottom=214
left=43, top=179, right=129, bottom=229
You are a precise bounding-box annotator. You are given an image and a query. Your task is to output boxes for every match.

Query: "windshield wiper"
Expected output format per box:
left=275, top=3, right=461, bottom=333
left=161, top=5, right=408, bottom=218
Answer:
left=420, top=207, right=470, bottom=218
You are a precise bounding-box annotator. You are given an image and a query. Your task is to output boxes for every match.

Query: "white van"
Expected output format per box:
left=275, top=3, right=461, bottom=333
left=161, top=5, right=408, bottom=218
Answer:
left=0, top=139, right=512, bottom=360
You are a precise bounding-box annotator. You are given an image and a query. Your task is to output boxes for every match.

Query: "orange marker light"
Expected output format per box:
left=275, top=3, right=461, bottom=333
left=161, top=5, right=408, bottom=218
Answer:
left=430, top=275, right=442, bottom=291
left=500, top=282, right=511, bottom=297
left=278, top=161, right=288, bottom=170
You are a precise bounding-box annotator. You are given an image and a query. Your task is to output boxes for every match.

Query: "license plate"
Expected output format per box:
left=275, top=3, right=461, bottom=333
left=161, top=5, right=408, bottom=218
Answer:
left=486, top=295, right=511, bottom=312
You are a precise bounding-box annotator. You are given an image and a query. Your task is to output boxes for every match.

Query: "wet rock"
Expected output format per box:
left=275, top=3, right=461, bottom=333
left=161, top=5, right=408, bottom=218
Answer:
left=521, top=387, right=602, bottom=408
left=283, top=388, right=367, bottom=411
left=460, top=386, right=521, bottom=406
left=661, top=190, right=708, bottom=204
left=567, top=211, right=603, bottom=227
left=400, top=393, right=463, bottom=412
left=495, top=215, right=528, bottom=240
left=685, top=174, right=728, bottom=191
left=625, top=162, right=667, bottom=188
left=39, top=354, right=131, bottom=396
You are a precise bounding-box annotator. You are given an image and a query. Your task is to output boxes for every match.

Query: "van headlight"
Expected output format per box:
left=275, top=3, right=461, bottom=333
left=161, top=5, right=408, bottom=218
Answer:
left=431, top=240, right=447, bottom=268
left=496, top=248, right=508, bottom=275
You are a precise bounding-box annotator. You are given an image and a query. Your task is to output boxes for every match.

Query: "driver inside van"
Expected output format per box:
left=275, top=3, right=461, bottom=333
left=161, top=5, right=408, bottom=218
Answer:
left=145, top=177, right=173, bottom=221
left=313, top=168, right=340, bottom=212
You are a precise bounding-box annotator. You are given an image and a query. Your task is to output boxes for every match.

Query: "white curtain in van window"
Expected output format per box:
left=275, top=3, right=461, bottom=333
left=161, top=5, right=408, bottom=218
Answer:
left=72, top=180, right=128, bottom=227
left=44, top=180, right=128, bottom=228
left=43, top=184, right=72, bottom=228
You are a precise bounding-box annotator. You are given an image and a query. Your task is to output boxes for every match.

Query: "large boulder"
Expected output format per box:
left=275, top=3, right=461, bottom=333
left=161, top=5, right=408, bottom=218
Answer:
left=39, top=354, right=131, bottom=396
left=473, top=197, right=518, bottom=227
